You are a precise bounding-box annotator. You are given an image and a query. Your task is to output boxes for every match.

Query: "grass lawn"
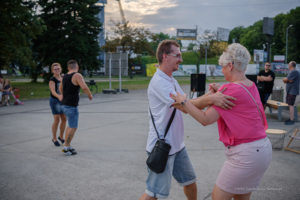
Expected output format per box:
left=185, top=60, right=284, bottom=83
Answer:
left=11, top=76, right=226, bottom=100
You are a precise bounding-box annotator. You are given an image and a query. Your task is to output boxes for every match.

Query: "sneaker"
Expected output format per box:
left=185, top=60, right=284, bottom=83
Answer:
left=58, top=136, right=65, bottom=144
left=285, top=120, right=295, bottom=125
left=62, top=146, right=77, bottom=155
left=52, top=139, right=60, bottom=146
left=284, top=119, right=291, bottom=123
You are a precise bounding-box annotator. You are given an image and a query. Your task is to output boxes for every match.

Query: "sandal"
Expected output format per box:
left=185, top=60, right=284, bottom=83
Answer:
left=58, top=136, right=65, bottom=144
left=52, top=139, right=60, bottom=146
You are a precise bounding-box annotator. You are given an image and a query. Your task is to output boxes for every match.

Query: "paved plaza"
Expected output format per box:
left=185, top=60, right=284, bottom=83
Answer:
left=0, top=79, right=300, bottom=200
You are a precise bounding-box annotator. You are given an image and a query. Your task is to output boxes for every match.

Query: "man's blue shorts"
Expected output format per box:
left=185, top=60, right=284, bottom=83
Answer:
left=61, top=105, right=79, bottom=128
left=145, top=147, right=197, bottom=199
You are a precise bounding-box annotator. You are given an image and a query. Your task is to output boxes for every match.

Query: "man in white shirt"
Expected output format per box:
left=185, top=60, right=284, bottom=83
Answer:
left=140, top=40, right=236, bottom=200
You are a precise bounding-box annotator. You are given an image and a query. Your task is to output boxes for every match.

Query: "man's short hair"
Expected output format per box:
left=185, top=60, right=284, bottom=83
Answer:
left=0, top=75, right=3, bottom=79
left=290, top=61, right=296, bottom=68
left=265, top=62, right=271, bottom=65
left=68, top=60, right=78, bottom=69
left=156, top=40, right=180, bottom=65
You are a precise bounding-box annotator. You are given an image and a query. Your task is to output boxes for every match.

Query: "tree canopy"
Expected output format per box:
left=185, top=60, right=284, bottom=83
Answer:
left=0, top=0, right=44, bottom=72
left=228, top=6, right=300, bottom=63
left=37, top=0, right=103, bottom=80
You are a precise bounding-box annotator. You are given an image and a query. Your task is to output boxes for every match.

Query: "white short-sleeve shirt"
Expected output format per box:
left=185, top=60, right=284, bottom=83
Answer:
left=146, top=68, right=185, bottom=155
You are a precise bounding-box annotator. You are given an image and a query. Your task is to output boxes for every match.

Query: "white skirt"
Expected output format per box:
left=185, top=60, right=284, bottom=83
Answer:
left=216, top=137, right=272, bottom=194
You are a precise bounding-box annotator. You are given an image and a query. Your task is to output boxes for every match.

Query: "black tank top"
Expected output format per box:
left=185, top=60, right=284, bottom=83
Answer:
left=61, top=72, right=80, bottom=107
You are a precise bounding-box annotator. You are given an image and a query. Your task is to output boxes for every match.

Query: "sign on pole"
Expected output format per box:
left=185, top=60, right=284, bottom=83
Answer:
left=177, top=29, right=197, bottom=40
left=253, top=49, right=264, bottom=62
left=274, top=55, right=285, bottom=62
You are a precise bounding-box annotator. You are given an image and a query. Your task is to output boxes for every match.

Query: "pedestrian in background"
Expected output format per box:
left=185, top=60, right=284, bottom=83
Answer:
left=283, top=61, right=300, bottom=125
left=49, top=63, right=67, bottom=146
left=59, top=60, right=93, bottom=155
left=257, top=62, right=275, bottom=110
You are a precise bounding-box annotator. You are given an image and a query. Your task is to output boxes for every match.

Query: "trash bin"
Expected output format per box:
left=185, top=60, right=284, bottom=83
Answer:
left=272, top=87, right=284, bottom=102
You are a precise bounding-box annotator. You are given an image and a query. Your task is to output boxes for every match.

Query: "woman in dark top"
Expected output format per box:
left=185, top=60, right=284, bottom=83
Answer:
left=49, top=63, right=67, bottom=146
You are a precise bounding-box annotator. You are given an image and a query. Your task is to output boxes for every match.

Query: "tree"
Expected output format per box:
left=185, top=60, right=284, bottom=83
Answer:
left=282, top=6, right=300, bottom=63
left=37, top=0, right=102, bottom=81
left=239, top=20, right=267, bottom=58
left=189, top=29, right=225, bottom=73
left=102, top=20, right=155, bottom=64
left=228, top=26, right=245, bottom=44
left=0, top=0, right=44, bottom=74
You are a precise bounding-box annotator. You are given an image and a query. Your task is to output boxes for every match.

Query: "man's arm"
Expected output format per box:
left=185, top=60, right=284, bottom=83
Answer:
left=283, top=78, right=289, bottom=84
left=74, top=73, right=93, bottom=100
left=257, top=76, right=264, bottom=82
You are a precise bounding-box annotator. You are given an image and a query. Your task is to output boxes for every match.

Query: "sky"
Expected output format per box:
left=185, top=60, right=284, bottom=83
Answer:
left=104, top=0, right=300, bottom=44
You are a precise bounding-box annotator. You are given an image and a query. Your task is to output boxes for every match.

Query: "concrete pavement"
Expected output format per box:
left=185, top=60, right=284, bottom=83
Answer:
left=0, top=79, right=300, bottom=200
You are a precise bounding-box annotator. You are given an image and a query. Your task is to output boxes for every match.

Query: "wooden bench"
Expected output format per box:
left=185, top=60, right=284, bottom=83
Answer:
left=266, top=100, right=298, bottom=122
left=285, top=129, right=300, bottom=154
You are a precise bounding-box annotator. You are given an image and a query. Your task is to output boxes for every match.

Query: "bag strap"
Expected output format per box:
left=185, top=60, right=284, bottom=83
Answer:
left=234, top=83, right=264, bottom=126
left=149, top=84, right=177, bottom=140
left=149, top=107, right=176, bottom=139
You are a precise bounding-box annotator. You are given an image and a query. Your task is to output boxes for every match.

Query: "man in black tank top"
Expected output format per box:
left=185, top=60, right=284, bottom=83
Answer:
left=59, top=60, right=93, bottom=155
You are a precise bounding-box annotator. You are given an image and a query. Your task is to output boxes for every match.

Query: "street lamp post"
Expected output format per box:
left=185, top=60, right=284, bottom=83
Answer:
left=286, top=25, right=293, bottom=64
left=262, top=44, right=266, bottom=67
left=204, top=43, right=209, bottom=76
left=270, top=43, right=275, bottom=63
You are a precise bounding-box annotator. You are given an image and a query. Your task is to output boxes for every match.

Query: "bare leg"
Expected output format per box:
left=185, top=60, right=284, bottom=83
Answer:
left=183, top=182, right=197, bottom=200
left=52, top=115, right=60, bottom=142
left=59, top=114, right=67, bottom=139
left=139, top=193, right=157, bottom=200
left=64, top=127, right=77, bottom=147
left=212, top=184, right=234, bottom=200
left=289, top=105, right=294, bottom=121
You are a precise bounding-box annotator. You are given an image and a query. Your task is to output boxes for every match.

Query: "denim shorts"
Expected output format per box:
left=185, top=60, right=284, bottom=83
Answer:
left=61, top=105, right=79, bottom=128
left=49, top=97, right=63, bottom=115
left=145, top=147, right=197, bottom=199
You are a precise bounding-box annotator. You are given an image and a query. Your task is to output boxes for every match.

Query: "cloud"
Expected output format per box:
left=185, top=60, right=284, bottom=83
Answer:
left=104, top=0, right=300, bottom=37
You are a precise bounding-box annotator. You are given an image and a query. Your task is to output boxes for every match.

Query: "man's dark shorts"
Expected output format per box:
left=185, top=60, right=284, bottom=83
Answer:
left=286, top=94, right=296, bottom=106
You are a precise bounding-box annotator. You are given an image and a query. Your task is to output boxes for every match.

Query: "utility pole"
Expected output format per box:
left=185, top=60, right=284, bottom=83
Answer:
left=270, top=43, right=275, bottom=63
left=286, top=25, right=293, bottom=64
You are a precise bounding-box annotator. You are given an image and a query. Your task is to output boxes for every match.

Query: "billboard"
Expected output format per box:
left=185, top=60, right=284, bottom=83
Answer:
left=253, top=49, right=264, bottom=62
left=274, top=55, right=285, bottom=62
left=217, top=27, right=230, bottom=42
left=272, top=63, right=288, bottom=74
left=176, top=29, right=197, bottom=40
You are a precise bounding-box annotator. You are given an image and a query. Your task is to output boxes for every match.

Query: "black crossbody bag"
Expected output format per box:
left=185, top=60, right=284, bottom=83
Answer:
left=146, top=107, right=176, bottom=174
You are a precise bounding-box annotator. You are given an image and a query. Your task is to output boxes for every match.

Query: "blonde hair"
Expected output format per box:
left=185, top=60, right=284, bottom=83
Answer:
left=219, top=43, right=251, bottom=72
left=51, top=63, right=62, bottom=73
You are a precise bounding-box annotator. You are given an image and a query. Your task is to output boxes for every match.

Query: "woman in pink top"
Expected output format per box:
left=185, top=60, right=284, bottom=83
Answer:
left=172, top=43, right=272, bottom=200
